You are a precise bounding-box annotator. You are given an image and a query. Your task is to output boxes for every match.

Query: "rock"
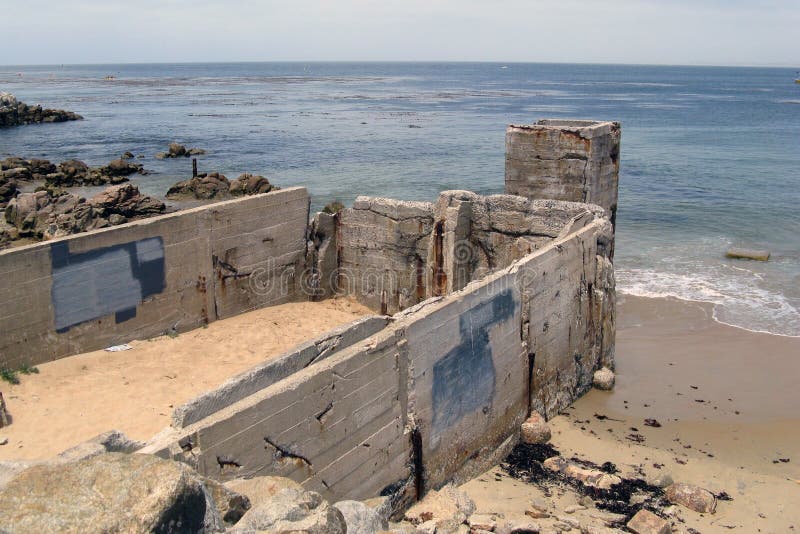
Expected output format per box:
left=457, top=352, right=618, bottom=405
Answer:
left=0, top=93, right=82, bottom=128
left=323, top=200, right=345, bottom=214
left=89, top=183, right=166, bottom=218
left=99, top=158, right=143, bottom=177
left=404, top=484, right=475, bottom=526
left=166, top=173, right=231, bottom=200
left=154, top=152, right=168, bottom=160
left=592, top=367, right=615, bottom=391
left=726, top=247, right=770, bottom=262
left=0, top=452, right=223, bottom=533
left=468, top=513, right=497, bottom=531
left=587, top=510, right=627, bottom=526
left=334, top=500, right=388, bottom=533
left=564, top=504, right=586, bottom=514
left=521, top=411, right=551, bottom=444
left=0, top=156, right=28, bottom=170
left=542, top=456, right=621, bottom=490
left=203, top=477, right=251, bottom=526
left=0, top=175, right=17, bottom=209
left=496, top=514, right=541, bottom=534
left=187, top=147, right=206, bottom=156
left=121, top=151, right=135, bottom=159
left=0, top=167, right=32, bottom=181
left=224, top=475, right=304, bottom=503
left=57, top=430, right=144, bottom=462
left=28, top=158, right=56, bottom=176
left=626, top=509, right=670, bottom=534
left=229, top=485, right=345, bottom=533
left=169, top=142, right=187, bottom=157
left=230, top=173, right=274, bottom=196
left=363, top=495, right=394, bottom=522
left=542, top=456, right=567, bottom=472
left=648, top=472, right=673, bottom=489
left=664, top=482, right=716, bottom=514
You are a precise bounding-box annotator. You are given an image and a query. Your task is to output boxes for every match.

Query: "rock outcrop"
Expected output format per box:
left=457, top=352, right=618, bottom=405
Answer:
left=167, top=173, right=276, bottom=200
left=155, top=142, right=206, bottom=159
left=0, top=92, right=82, bottom=128
left=0, top=156, right=147, bottom=188
left=3, top=184, right=165, bottom=243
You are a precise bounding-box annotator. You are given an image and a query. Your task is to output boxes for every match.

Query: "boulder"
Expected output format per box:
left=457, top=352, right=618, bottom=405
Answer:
left=648, top=472, right=673, bottom=489
left=0, top=452, right=224, bottom=533
left=593, top=367, right=615, bottom=390
left=726, top=247, right=770, bottom=262
left=521, top=411, right=551, bottom=444
left=169, top=142, right=187, bottom=157
left=333, top=500, right=388, bottom=533
left=228, top=485, right=345, bottom=533
left=542, top=456, right=622, bottom=490
left=166, top=173, right=231, bottom=200
left=121, top=151, right=135, bottom=159
left=224, top=475, right=304, bottom=505
left=0, top=93, right=82, bottom=128
left=99, top=158, right=143, bottom=177
left=230, top=173, right=274, bottom=196
left=626, top=509, right=670, bottom=534
left=0, top=167, right=32, bottom=182
left=203, top=477, right=251, bottom=526
left=187, top=147, right=206, bottom=155
left=664, top=482, right=716, bottom=514
left=89, top=183, right=165, bottom=218
left=0, top=156, right=28, bottom=170
left=404, top=484, right=475, bottom=527
left=28, top=158, right=56, bottom=176
left=0, top=175, right=17, bottom=209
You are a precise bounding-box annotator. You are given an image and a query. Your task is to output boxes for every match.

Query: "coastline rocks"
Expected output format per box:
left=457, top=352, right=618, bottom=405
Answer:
left=98, top=158, right=144, bottom=177
left=664, top=482, right=716, bottom=514
left=89, top=183, right=166, bottom=218
left=521, top=411, right=551, bottom=444
left=230, top=173, right=275, bottom=196
left=167, top=172, right=231, bottom=200
left=592, top=367, right=615, bottom=391
left=542, top=456, right=622, bottom=490
left=404, top=484, right=476, bottom=528
left=155, top=142, right=206, bottom=159
left=0, top=174, right=17, bottom=210
left=0, top=452, right=225, bottom=533
left=726, top=247, right=770, bottom=262
left=0, top=92, right=83, bottom=128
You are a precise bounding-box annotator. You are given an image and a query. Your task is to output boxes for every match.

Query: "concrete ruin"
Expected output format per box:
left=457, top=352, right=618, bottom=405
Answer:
left=0, top=119, right=620, bottom=513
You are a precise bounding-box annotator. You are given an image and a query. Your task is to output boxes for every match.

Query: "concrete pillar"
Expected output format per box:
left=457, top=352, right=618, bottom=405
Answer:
left=505, top=119, right=621, bottom=227
left=429, top=192, right=473, bottom=296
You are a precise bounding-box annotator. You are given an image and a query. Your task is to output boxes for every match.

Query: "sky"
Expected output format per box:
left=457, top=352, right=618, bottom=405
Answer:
left=2, top=0, right=798, bottom=67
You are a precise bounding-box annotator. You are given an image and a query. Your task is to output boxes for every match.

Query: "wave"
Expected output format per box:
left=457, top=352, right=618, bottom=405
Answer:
left=617, top=267, right=800, bottom=338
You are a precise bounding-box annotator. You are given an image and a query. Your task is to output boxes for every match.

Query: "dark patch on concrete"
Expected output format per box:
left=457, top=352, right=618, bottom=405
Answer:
left=431, top=289, right=516, bottom=437
left=50, top=237, right=166, bottom=332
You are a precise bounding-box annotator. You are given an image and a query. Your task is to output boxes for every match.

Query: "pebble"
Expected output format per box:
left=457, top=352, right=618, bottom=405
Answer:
left=626, top=509, right=671, bottom=534
left=564, top=504, right=586, bottom=514
left=0, top=438, right=7, bottom=446
left=521, top=411, right=551, bottom=444
left=592, top=367, right=615, bottom=390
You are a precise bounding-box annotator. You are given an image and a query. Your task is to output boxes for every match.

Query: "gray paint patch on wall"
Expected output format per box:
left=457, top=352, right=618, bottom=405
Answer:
left=431, top=289, right=516, bottom=442
left=50, top=237, right=166, bottom=332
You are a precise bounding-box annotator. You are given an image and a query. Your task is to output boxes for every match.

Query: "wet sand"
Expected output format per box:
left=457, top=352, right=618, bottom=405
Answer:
left=461, top=295, right=800, bottom=533
left=0, top=298, right=372, bottom=461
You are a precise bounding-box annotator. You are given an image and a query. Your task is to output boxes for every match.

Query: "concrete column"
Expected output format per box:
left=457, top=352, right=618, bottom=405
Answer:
left=505, top=119, right=621, bottom=227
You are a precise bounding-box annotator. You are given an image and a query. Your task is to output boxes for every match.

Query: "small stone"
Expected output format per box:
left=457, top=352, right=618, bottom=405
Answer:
left=557, top=515, right=581, bottom=528
left=497, top=516, right=541, bottom=534
left=579, top=496, right=594, bottom=507
left=468, top=513, right=497, bottom=531
left=525, top=508, right=549, bottom=519
left=593, top=367, right=615, bottom=390
left=521, top=411, right=551, bottom=444
left=543, top=456, right=567, bottom=472
left=648, top=472, right=673, bottom=489
left=0, top=438, right=7, bottom=446
left=564, top=504, right=586, bottom=514
left=333, top=500, right=388, bottom=534
left=626, top=509, right=670, bottom=534
left=664, top=482, right=717, bottom=514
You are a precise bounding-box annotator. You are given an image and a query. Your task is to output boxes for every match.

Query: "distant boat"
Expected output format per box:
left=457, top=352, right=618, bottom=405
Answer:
left=500, top=65, right=508, bottom=69
left=104, top=75, right=116, bottom=81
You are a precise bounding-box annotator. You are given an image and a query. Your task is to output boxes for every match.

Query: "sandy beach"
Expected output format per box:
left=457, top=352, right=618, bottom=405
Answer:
left=0, top=298, right=372, bottom=461
left=459, top=294, right=800, bottom=533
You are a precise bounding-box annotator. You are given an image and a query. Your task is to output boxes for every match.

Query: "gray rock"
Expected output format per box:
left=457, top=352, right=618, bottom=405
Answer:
left=592, top=367, right=615, bottom=390
left=229, top=486, right=345, bottom=533
left=626, top=509, right=670, bottom=534
left=521, top=410, right=551, bottom=444
left=726, top=247, right=770, bottom=261
left=230, top=173, right=274, bottom=196
left=404, top=484, right=475, bottom=526
left=333, top=500, right=388, bottom=533
left=166, top=173, right=231, bottom=200
left=0, top=93, right=82, bottom=128
left=203, top=477, right=251, bottom=526
left=0, top=452, right=223, bottom=533
left=648, top=472, right=673, bottom=489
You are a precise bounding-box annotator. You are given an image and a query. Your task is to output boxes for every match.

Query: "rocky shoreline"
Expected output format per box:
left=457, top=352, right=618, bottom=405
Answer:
left=0, top=93, right=82, bottom=128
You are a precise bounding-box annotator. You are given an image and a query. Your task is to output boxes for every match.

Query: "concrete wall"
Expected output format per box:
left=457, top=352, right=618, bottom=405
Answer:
left=0, top=187, right=309, bottom=369
left=505, top=120, right=621, bottom=227
left=141, top=213, right=615, bottom=506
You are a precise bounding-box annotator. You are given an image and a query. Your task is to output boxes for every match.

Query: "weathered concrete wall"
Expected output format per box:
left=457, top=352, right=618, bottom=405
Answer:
left=141, top=211, right=615, bottom=506
left=505, top=120, right=621, bottom=227
left=0, top=187, right=309, bottom=369
left=337, top=196, right=434, bottom=314
left=142, top=324, right=412, bottom=504
left=171, top=314, right=390, bottom=428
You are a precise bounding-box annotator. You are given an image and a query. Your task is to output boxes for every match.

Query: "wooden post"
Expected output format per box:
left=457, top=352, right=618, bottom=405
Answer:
left=192, top=158, right=198, bottom=178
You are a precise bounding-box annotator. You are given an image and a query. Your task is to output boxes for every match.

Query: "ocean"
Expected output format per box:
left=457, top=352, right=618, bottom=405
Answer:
left=1, top=62, right=798, bottom=336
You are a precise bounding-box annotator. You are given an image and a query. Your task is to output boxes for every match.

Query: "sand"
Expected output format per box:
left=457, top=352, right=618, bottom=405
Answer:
left=460, top=295, right=800, bottom=533
left=0, top=298, right=372, bottom=461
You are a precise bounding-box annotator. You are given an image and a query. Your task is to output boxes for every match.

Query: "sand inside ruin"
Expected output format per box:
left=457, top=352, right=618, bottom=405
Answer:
left=0, top=298, right=373, bottom=461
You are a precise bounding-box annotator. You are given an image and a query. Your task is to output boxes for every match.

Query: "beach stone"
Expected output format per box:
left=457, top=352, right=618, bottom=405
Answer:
left=468, top=513, right=497, bottom=531
left=166, top=172, right=231, bottom=200
left=496, top=515, right=541, bottom=534
left=224, top=475, right=303, bottom=504
left=229, top=485, right=345, bottom=533
left=99, top=158, right=143, bottom=177
left=334, top=500, right=388, bottom=533
left=543, top=456, right=621, bottom=489
left=28, top=158, right=56, bottom=176
left=169, top=142, right=187, bottom=157
left=543, top=456, right=567, bottom=472
left=89, top=183, right=165, bottom=218
left=404, top=484, right=475, bottom=526
left=648, top=472, right=674, bottom=489
left=0, top=452, right=223, bottom=533
left=203, top=477, right=251, bottom=526
left=187, top=147, right=206, bottom=155
left=592, top=367, right=615, bottom=390
left=0, top=167, right=32, bottom=182
left=664, top=482, right=716, bottom=514
left=626, top=509, right=670, bottom=534
left=564, top=504, right=586, bottom=513
left=121, top=151, right=135, bottom=159
left=521, top=411, right=551, bottom=444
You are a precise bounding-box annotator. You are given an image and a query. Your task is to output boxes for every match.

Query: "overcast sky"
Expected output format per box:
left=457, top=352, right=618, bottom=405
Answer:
left=2, top=0, right=798, bottom=66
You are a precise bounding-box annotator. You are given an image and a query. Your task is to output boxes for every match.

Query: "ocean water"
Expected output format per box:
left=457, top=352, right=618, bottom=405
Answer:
left=1, top=62, right=799, bottom=336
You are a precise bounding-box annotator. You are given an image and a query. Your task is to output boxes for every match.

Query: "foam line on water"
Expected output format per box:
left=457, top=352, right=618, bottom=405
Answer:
left=617, top=267, right=800, bottom=338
